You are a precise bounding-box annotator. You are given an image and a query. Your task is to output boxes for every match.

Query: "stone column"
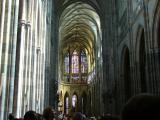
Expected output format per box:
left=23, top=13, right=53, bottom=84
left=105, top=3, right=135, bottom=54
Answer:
left=32, top=0, right=39, bottom=110
left=38, top=4, right=42, bottom=113
left=0, top=0, right=7, bottom=74
left=40, top=5, right=45, bottom=112
left=21, top=0, right=32, bottom=113
left=40, top=5, right=46, bottom=112
left=150, top=48, right=160, bottom=94
left=69, top=49, right=72, bottom=83
left=79, top=50, right=81, bottom=83
left=16, top=19, right=26, bottom=117
left=0, top=1, right=12, bottom=120
left=16, top=0, right=27, bottom=116
left=36, top=46, right=41, bottom=112
left=41, top=52, right=45, bottom=112
left=8, top=0, right=20, bottom=114
left=23, top=21, right=31, bottom=114
left=27, top=22, right=32, bottom=110
left=28, top=0, right=34, bottom=110
left=0, top=0, right=6, bottom=98
left=0, top=0, right=13, bottom=119
left=41, top=8, right=45, bottom=112
left=0, top=73, right=6, bottom=120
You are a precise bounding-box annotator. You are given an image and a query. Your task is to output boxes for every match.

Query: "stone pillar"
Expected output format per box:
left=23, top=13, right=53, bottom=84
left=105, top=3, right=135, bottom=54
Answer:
left=22, top=0, right=32, bottom=115
left=0, top=73, right=6, bottom=120
left=43, top=8, right=47, bottom=111
left=16, top=0, right=27, bottom=116
left=27, top=21, right=32, bottom=110
left=23, top=21, right=31, bottom=114
left=8, top=0, right=20, bottom=114
left=36, top=46, right=41, bottom=112
left=40, top=5, right=47, bottom=112
left=44, top=3, right=50, bottom=107
left=69, top=48, right=72, bottom=83
left=32, top=0, right=38, bottom=110
left=38, top=7, right=41, bottom=112
left=0, top=0, right=7, bottom=74
left=16, top=19, right=26, bottom=117
left=40, top=8, right=44, bottom=112
left=149, top=48, right=160, bottom=94
left=0, top=0, right=13, bottom=119
left=79, top=50, right=81, bottom=82
left=28, top=0, right=34, bottom=110
left=25, top=0, right=34, bottom=112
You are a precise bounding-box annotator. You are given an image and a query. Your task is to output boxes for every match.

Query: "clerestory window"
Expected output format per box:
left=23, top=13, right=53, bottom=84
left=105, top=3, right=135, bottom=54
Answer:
left=64, top=49, right=88, bottom=83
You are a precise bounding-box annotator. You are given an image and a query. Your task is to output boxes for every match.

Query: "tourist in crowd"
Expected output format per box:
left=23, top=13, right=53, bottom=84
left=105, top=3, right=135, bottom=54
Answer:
left=121, top=94, right=160, bottom=120
left=43, top=106, right=55, bottom=120
left=24, top=110, right=38, bottom=120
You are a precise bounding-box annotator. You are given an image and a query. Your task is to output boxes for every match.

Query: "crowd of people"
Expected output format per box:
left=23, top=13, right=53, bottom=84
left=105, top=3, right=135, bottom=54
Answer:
left=8, top=107, right=55, bottom=120
left=9, top=111, right=119, bottom=120
left=8, top=94, right=160, bottom=120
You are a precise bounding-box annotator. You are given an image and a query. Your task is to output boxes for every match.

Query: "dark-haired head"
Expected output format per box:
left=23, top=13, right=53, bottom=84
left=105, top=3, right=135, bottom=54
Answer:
left=24, top=110, right=37, bottom=120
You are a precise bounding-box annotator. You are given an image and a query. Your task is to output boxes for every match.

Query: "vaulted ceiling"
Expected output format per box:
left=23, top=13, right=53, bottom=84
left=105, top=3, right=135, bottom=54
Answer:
left=58, top=1, right=101, bottom=55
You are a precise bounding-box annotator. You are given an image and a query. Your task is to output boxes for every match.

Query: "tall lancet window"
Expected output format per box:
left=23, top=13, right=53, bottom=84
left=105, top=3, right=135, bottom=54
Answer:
left=81, top=51, right=88, bottom=73
left=72, top=94, right=77, bottom=108
left=65, top=97, right=69, bottom=114
left=64, top=53, right=69, bottom=73
left=72, top=50, right=79, bottom=73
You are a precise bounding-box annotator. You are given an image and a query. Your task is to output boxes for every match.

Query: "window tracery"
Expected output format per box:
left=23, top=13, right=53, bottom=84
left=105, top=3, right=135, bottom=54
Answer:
left=72, top=50, right=79, bottom=73
left=63, top=49, right=88, bottom=83
left=64, top=53, right=69, bottom=73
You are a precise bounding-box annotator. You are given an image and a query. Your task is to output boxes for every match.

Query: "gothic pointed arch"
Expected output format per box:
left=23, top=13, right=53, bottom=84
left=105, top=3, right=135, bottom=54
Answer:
left=135, top=26, right=147, bottom=93
left=80, top=91, right=87, bottom=114
left=151, top=0, right=160, bottom=92
left=72, top=92, right=78, bottom=112
left=153, top=0, right=160, bottom=48
left=121, top=46, right=131, bottom=101
left=56, top=0, right=101, bottom=20
left=64, top=92, right=70, bottom=114
left=139, top=29, right=147, bottom=92
left=88, top=91, right=92, bottom=116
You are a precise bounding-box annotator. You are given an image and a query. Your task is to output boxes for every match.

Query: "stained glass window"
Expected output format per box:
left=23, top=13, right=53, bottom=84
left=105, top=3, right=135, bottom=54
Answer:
left=64, top=49, right=88, bottom=83
left=72, top=94, right=77, bottom=107
left=64, top=53, right=69, bottom=73
left=81, top=51, right=88, bottom=73
left=72, top=75, right=79, bottom=80
left=72, top=50, right=79, bottom=73
left=66, top=97, right=69, bottom=114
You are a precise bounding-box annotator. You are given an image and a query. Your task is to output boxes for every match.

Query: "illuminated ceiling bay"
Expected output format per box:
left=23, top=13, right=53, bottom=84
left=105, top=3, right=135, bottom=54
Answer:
left=59, top=2, right=101, bottom=51
left=59, top=2, right=101, bottom=81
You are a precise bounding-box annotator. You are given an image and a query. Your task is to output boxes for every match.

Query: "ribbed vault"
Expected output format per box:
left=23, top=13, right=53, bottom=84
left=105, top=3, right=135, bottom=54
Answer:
left=59, top=2, right=101, bottom=57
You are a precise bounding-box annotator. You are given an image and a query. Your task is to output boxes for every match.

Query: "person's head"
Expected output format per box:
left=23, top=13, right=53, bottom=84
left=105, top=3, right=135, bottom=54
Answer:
left=43, top=106, right=55, bottom=120
left=24, top=110, right=37, bottom=120
left=121, top=94, right=160, bottom=120
left=8, top=113, right=14, bottom=120
left=73, top=112, right=83, bottom=120
left=37, top=113, right=43, bottom=120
